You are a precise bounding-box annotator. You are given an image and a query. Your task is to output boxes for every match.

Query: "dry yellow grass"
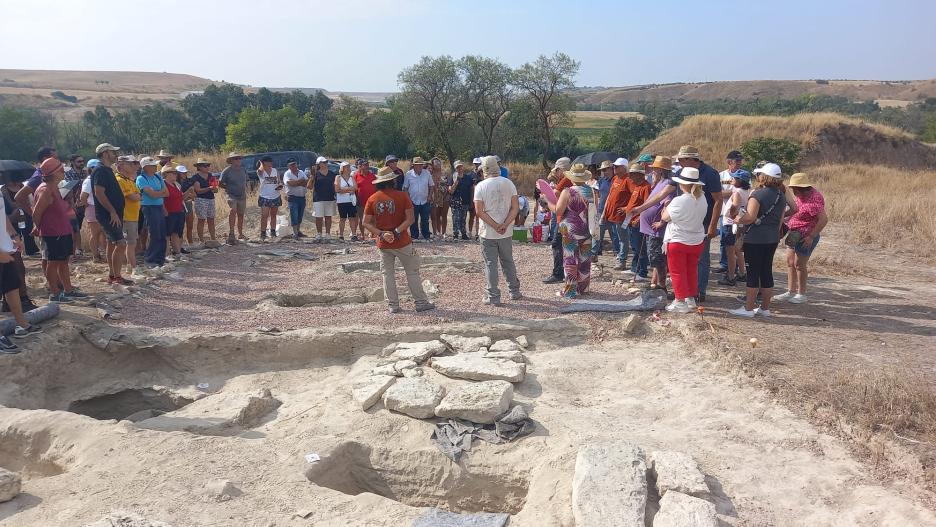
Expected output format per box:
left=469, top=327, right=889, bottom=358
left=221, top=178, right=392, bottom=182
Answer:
left=570, top=110, right=642, bottom=129
left=811, top=164, right=936, bottom=258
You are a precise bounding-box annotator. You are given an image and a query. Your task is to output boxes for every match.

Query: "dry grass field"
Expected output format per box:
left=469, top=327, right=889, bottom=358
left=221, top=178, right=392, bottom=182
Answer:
left=569, top=110, right=641, bottom=128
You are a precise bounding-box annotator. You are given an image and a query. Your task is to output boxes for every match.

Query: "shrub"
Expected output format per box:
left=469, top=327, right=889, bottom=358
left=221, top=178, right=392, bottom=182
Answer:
left=51, top=91, right=78, bottom=103
left=739, top=137, right=802, bottom=172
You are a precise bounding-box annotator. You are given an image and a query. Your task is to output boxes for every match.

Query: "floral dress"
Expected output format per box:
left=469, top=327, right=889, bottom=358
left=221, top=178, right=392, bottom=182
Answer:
left=559, top=185, right=595, bottom=297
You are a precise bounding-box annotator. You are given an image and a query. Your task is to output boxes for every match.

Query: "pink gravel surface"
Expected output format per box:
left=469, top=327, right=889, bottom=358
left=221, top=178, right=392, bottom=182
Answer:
left=115, top=238, right=638, bottom=333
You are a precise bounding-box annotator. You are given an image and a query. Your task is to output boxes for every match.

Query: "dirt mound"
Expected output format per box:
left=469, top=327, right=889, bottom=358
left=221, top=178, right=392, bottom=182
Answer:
left=642, top=113, right=936, bottom=170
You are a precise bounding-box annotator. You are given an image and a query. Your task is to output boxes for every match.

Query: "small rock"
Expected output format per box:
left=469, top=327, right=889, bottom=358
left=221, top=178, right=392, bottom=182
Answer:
left=165, top=272, right=183, bottom=281
left=366, top=287, right=385, bottom=303
left=489, top=339, right=522, bottom=353
left=422, top=279, right=439, bottom=297
left=402, top=367, right=424, bottom=378
left=203, top=240, right=222, bottom=249
left=383, top=377, right=445, bottom=419
left=439, top=334, right=492, bottom=353
left=352, top=375, right=396, bottom=410
left=0, top=467, right=21, bottom=503
left=83, top=512, right=173, bottom=527
left=497, top=405, right=529, bottom=424
left=484, top=350, right=524, bottom=363
left=652, top=491, right=718, bottom=527
left=412, top=508, right=509, bottom=527
left=649, top=450, right=709, bottom=498
left=572, top=441, right=647, bottom=527
left=515, top=335, right=529, bottom=349
left=394, top=360, right=418, bottom=372
left=233, top=389, right=282, bottom=427
left=372, top=364, right=402, bottom=377
left=434, top=381, right=513, bottom=424
left=622, top=314, right=640, bottom=334
left=204, top=479, right=242, bottom=502
left=627, top=287, right=641, bottom=294
left=430, top=353, right=525, bottom=383
left=381, top=340, right=447, bottom=363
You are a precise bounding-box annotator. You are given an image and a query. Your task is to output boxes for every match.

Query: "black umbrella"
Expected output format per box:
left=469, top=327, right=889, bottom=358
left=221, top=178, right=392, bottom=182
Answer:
left=572, top=151, right=619, bottom=167
left=0, top=160, right=35, bottom=184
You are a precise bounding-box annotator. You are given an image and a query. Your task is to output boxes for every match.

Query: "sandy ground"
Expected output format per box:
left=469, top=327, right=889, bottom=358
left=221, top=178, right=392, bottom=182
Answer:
left=2, top=227, right=936, bottom=526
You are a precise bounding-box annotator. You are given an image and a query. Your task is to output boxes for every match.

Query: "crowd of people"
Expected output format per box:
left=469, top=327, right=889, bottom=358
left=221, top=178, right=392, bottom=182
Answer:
left=0, top=141, right=828, bottom=350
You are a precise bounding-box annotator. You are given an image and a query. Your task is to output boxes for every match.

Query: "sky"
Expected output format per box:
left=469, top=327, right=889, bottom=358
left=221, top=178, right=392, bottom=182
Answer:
left=1, top=0, right=935, bottom=92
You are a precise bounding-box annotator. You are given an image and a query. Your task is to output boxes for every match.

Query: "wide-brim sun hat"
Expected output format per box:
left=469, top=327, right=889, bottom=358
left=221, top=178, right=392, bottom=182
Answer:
left=628, top=164, right=646, bottom=175
left=160, top=164, right=178, bottom=175
left=597, top=160, right=613, bottom=171
left=411, top=157, right=425, bottom=166
left=672, top=167, right=704, bottom=185
left=787, top=173, right=813, bottom=187
left=374, top=166, right=399, bottom=183
left=650, top=156, right=672, bottom=170
left=157, top=150, right=173, bottom=158
left=566, top=163, right=591, bottom=183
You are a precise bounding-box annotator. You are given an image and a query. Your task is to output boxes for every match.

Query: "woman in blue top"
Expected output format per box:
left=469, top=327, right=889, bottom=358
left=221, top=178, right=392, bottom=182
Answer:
left=136, top=158, right=169, bottom=267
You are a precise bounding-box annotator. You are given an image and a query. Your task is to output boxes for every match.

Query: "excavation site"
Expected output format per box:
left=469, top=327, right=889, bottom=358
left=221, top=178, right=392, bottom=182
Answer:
left=1, top=241, right=935, bottom=527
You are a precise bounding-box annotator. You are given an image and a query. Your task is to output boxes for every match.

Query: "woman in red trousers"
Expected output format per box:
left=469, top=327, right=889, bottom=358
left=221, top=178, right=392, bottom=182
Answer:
left=661, top=167, right=707, bottom=313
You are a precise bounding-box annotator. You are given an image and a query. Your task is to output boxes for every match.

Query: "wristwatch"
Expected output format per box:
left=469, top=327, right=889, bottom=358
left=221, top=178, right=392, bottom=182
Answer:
left=393, top=229, right=401, bottom=237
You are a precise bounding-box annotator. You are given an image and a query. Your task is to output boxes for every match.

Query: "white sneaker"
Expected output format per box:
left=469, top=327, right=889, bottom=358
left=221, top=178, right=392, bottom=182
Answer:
left=685, top=297, right=698, bottom=309
left=665, top=300, right=691, bottom=314
left=773, top=291, right=794, bottom=302
left=728, top=306, right=756, bottom=318
left=754, top=308, right=771, bottom=318
left=620, top=270, right=635, bottom=277
left=633, top=275, right=649, bottom=282
left=788, top=294, right=807, bottom=304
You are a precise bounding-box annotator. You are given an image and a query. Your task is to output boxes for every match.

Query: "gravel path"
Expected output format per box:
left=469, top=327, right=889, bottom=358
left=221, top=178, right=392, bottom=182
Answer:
left=114, top=238, right=639, bottom=333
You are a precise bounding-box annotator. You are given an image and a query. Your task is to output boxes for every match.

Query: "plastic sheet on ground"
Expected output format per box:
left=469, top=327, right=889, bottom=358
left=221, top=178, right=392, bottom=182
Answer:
left=254, top=249, right=319, bottom=260
left=558, top=292, right=663, bottom=313
left=411, top=508, right=509, bottom=527
left=430, top=406, right=534, bottom=462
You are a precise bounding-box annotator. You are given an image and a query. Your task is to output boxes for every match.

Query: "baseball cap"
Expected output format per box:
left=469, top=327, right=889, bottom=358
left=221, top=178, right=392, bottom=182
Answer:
left=175, top=165, right=188, bottom=173
left=472, top=157, right=481, bottom=165
left=339, top=161, right=351, bottom=169
left=637, top=153, right=654, bottom=163
left=612, top=157, right=629, bottom=167
left=117, top=155, right=137, bottom=163
left=139, top=156, right=158, bottom=167
left=287, top=158, right=298, bottom=165
left=86, top=159, right=101, bottom=170
left=315, top=156, right=328, bottom=164
left=726, top=150, right=743, bottom=161
left=355, top=158, right=366, bottom=165
left=384, top=154, right=398, bottom=163
left=753, top=162, right=782, bottom=178
left=730, top=169, right=751, bottom=181
left=95, top=143, right=120, bottom=154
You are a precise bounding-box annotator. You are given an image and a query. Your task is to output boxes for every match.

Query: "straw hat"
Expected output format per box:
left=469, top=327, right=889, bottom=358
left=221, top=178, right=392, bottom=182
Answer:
left=411, top=157, right=425, bottom=166
left=566, top=163, right=591, bottom=183
left=676, top=145, right=702, bottom=160
left=374, top=166, right=399, bottom=184
left=226, top=151, right=243, bottom=160
left=195, top=158, right=211, bottom=166
left=672, top=167, right=704, bottom=186
left=597, top=160, right=613, bottom=171
left=787, top=173, right=813, bottom=187
left=160, top=164, right=178, bottom=175
left=628, top=163, right=646, bottom=175
left=650, top=156, right=672, bottom=170
left=156, top=149, right=174, bottom=158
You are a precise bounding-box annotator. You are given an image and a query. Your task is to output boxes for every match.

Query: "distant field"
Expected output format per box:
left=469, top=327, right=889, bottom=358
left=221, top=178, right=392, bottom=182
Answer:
left=569, top=110, right=641, bottom=129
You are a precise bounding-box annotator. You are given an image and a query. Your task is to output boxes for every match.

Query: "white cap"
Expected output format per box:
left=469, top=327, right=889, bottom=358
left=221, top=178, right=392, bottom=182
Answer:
left=316, top=156, right=328, bottom=164
left=472, top=157, right=481, bottom=165
left=339, top=161, right=351, bottom=169
left=139, top=156, right=158, bottom=167
left=454, top=160, right=464, bottom=168
left=175, top=164, right=188, bottom=173
left=612, top=157, right=629, bottom=167
left=753, top=162, right=782, bottom=178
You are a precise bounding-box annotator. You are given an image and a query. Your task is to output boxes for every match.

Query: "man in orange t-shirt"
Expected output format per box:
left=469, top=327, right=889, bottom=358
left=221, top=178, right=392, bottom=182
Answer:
left=363, top=167, right=436, bottom=314
left=601, top=158, right=634, bottom=271
left=624, top=163, right=652, bottom=278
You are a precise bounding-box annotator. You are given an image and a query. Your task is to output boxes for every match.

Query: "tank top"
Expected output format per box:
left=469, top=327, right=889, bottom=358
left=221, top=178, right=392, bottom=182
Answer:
left=35, top=182, right=74, bottom=236
left=336, top=174, right=357, bottom=205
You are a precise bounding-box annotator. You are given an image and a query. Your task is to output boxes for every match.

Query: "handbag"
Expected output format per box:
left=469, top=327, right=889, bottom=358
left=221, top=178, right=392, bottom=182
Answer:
left=739, top=189, right=781, bottom=236
left=784, top=228, right=802, bottom=248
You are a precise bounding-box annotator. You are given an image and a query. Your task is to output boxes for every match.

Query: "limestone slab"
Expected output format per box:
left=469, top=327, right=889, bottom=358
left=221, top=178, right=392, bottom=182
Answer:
left=0, top=467, right=20, bottom=503
left=484, top=350, right=524, bottom=363
left=572, top=441, right=647, bottom=527
left=439, top=334, right=492, bottom=353
left=351, top=375, right=397, bottom=410
left=652, top=491, right=718, bottom=527
left=489, top=339, right=522, bottom=352
left=382, top=377, right=445, bottom=419
left=649, top=450, right=709, bottom=498
left=430, top=354, right=525, bottom=383
left=434, top=381, right=513, bottom=424
left=381, top=340, right=447, bottom=364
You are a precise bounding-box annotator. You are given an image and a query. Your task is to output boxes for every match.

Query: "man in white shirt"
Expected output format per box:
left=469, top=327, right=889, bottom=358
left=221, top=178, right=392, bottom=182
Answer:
left=402, top=157, right=433, bottom=241
left=283, top=159, right=309, bottom=238
left=257, top=155, right=283, bottom=240
left=717, top=150, right=743, bottom=273
left=473, top=156, right=521, bottom=305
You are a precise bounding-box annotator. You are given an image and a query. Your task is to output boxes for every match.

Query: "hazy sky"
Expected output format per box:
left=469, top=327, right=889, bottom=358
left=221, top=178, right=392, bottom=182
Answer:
left=2, top=0, right=934, bottom=92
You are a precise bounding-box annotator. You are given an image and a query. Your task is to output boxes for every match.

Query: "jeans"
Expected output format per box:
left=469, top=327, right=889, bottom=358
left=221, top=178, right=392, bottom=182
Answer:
left=480, top=237, right=521, bottom=301
left=287, top=195, right=306, bottom=227
left=629, top=228, right=649, bottom=277
left=142, top=205, right=166, bottom=266
left=452, top=205, right=468, bottom=237
left=410, top=202, right=431, bottom=240
left=718, top=217, right=728, bottom=270
left=380, top=244, right=430, bottom=308
left=697, top=235, right=712, bottom=296
left=550, top=228, right=563, bottom=279
left=615, top=222, right=630, bottom=264
left=591, top=220, right=620, bottom=256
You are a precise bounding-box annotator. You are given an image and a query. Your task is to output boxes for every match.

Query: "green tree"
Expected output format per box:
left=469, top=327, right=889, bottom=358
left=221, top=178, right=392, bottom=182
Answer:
left=224, top=106, right=317, bottom=152
left=463, top=55, right=514, bottom=155
left=740, top=137, right=802, bottom=172
left=367, top=98, right=413, bottom=160
left=181, top=83, right=249, bottom=149
left=324, top=96, right=370, bottom=157
left=921, top=115, right=936, bottom=143
left=0, top=106, right=47, bottom=160
left=513, top=52, right=579, bottom=167
left=598, top=116, right=661, bottom=158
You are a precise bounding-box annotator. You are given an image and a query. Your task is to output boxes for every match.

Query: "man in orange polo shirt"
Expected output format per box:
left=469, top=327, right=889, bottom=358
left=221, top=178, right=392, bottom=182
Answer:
left=602, top=158, right=634, bottom=272
left=543, top=157, right=572, bottom=284
left=624, top=163, right=652, bottom=279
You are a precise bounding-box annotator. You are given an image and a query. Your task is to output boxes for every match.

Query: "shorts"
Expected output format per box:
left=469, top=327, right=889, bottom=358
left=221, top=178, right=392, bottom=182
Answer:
left=338, top=202, right=357, bottom=219
left=99, top=218, right=125, bottom=244
left=227, top=196, right=247, bottom=214
left=194, top=198, right=216, bottom=219
left=312, top=200, right=337, bottom=218
left=646, top=235, right=666, bottom=268
left=258, top=196, right=282, bottom=208
left=517, top=208, right=530, bottom=225
left=719, top=224, right=737, bottom=247
left=793, top=233, right=821, bottom=257
left=166, top=211, right=186, bottom=237
left=40, top=235, right=74, bottom=262
left=123, top=220, right=139, bottom=245
left=85, top=204, right=97, bottom=223
left=0, top=260, right=22, bottom=295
